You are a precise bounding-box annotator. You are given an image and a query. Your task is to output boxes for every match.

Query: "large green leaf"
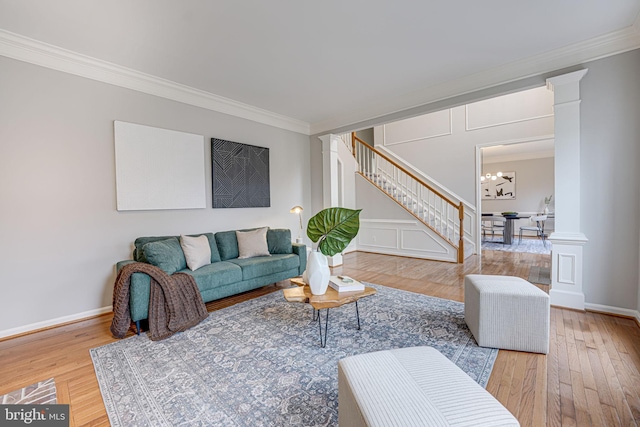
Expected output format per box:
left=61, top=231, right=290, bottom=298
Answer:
left=306, top=207, right=362, bottom=257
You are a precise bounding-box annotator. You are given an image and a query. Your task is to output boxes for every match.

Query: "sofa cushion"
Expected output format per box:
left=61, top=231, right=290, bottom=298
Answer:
left=236, top=227, right=270, bottom=259
left=267, top=229, right=293, bottom=254
left=135, top=233, right=221, bottom=263
left=228, top=254, right=300, bottom=280
left=180, top=261, right=243, bottom=292
left=142, top=237, right=187, bottom=274
left=180, top=235, right=212, bottom=271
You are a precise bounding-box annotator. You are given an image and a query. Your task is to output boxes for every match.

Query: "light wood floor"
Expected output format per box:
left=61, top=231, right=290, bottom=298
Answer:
left=1, top=250, right=639, bottom=426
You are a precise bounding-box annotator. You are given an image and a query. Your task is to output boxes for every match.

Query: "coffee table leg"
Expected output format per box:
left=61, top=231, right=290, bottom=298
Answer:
left=317, top=308, right=330, bottom=348
left=355, top=300, right=361, bottom=330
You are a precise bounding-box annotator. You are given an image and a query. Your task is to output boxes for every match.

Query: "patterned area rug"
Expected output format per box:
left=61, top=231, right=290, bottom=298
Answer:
left=528, top=266, right=552, bottom=285
left=482, top=237, right=551, bottom=254
left=0, top=378, right=56, bottom=404
left=91, top=284, right=498, bottom=427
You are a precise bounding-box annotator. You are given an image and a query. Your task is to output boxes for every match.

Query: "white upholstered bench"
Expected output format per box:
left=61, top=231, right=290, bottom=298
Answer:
left=338, top=346, right=519, bottom=427
left=464, top=274, right=550, bottom=354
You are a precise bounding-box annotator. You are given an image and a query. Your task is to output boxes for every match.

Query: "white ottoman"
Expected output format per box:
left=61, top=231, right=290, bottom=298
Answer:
left=338, top=346, right=519, bottom=427
left=464, top=274, right=550, bottom=354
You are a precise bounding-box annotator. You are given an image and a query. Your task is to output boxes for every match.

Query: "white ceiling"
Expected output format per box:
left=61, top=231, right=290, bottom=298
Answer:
left=1, top=1, right=639, bottom=135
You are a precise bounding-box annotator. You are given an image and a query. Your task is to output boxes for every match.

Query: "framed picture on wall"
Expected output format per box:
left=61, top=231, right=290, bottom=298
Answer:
left=211, top=138, right=270, bottom=208
left=482, top=171, right=516, bottom=200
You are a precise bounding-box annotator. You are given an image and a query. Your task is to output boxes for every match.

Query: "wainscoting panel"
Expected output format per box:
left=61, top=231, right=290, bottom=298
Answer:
left=401, top=229, right=449, bottom=254
left=466, top=86, right=554, bottom=131
left=557, top=253, right=577, bottom=285
left=383, top=109, right=452, bottom=146
left=358, top=219, right=456, bottom=262
left=357, top=226, right=399, bottom=249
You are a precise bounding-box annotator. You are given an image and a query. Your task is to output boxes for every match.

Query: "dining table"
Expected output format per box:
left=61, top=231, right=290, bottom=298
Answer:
left=482, top=214, right=529, bottom=245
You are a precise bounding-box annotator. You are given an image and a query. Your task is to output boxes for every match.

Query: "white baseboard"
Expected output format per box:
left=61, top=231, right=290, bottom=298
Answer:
left=585, top=303, right=640, bottom=324
left=0, top=306, right=112, bottom=340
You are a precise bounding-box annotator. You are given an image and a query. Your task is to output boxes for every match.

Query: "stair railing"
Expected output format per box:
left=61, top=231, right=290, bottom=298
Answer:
left=351, top=133, right=465, bottom=263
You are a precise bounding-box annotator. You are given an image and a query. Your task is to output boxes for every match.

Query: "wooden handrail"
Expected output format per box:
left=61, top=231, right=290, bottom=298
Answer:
left=352, top=133, right=458, bottom=208
left=352, top=132, right=466, bottom=263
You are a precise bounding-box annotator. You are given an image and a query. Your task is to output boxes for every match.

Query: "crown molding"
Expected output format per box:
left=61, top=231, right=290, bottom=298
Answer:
left=2, top=18, right=639, bottom=138
left=0, top=29, right=310, bottom=135
left=311, top=20, right=640, bottom=135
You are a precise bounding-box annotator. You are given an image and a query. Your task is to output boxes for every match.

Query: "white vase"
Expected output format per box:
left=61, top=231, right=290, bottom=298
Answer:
left=306, top=251, right=330, bottom=295
left=543, top=206, right=549, bottom=215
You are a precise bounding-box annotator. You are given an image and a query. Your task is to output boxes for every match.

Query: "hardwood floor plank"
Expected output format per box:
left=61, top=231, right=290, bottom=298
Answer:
left=570, top=369, right=593, bottom=426
left=576, top=339, right=597, bottom=392
left=559, top=381, right=578, bottom=426
left=506, top=352, right=528, bottom=417
left=516, top=354, right=539, bottom=426
left=547, top=308, right=562, bottom=427
left=1, top=251, right=639, bottom=427
left=497, top=350, right=518, bottom=406
left=486, top=350, right=508, bottom=396
left=533, top=354, right=548, bottom=427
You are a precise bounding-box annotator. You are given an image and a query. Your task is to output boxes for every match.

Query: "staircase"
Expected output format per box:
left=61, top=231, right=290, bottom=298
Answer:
left=348, top=133, right=467, bottom=263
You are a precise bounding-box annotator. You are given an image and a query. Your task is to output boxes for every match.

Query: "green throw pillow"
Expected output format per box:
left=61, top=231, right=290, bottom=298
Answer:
left=201, top=233, right=222, bottom=263
left=142, top=237, right=187, bottom=274
left=267, top=228, right=293, bottom=254
left=134, top=235, right=175, bottom=262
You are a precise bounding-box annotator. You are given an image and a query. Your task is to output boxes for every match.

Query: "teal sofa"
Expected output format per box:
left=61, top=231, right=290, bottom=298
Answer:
left=116, top=228, right=306, bottom=333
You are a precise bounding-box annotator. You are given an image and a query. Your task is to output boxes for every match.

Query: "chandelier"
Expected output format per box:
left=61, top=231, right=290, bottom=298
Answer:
left=480, top=171, right=502, bottom=181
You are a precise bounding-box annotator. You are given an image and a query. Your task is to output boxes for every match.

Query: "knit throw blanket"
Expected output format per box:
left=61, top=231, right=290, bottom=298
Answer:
left=110, top=263, right=208, bottom=341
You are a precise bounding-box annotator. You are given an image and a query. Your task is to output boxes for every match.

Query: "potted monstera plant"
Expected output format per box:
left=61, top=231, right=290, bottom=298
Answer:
left=304, top=207, right=362, bottom=295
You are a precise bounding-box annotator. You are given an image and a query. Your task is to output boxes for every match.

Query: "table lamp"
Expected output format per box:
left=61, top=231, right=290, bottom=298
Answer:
left=290, top=205, right=303, bottom=243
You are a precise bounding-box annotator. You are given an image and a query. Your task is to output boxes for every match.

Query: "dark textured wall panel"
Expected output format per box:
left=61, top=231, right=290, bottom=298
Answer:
left=212, top=138, right=270, bottom=208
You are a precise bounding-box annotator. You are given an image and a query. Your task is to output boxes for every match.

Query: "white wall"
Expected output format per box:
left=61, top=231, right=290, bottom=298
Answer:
left=0, top=56, right=311, bottom=336
left=377, top=87, right=554, bottom=204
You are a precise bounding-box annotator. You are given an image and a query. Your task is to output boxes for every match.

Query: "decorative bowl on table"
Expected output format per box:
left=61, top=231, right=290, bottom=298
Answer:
left=501, top=211, right=518, bottom=218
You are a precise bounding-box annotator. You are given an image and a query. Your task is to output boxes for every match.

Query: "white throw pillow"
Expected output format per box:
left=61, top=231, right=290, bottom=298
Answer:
left=236, top=227, right=271, bottom=259
left=179, top=235, right=212, bottom=271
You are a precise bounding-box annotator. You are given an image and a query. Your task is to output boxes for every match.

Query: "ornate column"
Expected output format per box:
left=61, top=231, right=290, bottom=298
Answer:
left=546, top=69, right=589, bottom=310
left=318, top=134, right=343, bottom=266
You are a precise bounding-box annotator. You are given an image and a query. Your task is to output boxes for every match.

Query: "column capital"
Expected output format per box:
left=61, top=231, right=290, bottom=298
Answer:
left=319, top=134, right=340, bottom=153
left=546, top=69, right=589, bottom=90
left=546, top=69, right=589, bottom=104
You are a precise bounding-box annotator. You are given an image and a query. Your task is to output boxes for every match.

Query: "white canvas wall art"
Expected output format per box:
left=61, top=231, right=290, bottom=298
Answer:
left=114, top=121, right=206, bottom=211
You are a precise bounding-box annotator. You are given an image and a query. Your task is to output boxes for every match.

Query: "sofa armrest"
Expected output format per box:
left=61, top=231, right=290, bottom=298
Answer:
left=292, top=243, right=307, bottom=275
left=115, top=260, right=152, bottom=322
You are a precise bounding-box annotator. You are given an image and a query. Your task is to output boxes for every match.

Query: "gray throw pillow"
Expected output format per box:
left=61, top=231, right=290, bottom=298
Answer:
left=180, top=235, right=212, bottom=271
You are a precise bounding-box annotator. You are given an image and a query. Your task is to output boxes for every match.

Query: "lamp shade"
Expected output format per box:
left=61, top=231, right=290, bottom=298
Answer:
left=290, top=206, right=303, bottom=214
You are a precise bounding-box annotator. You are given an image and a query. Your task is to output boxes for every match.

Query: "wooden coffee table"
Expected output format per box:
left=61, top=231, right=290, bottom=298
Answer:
left=284, top=278, right=376, bottom=347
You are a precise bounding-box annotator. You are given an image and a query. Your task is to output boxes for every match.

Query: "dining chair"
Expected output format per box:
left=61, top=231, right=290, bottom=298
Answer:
left=482, top=217, right=506, bottom=242
left=519, top=215, right=547, bottom=246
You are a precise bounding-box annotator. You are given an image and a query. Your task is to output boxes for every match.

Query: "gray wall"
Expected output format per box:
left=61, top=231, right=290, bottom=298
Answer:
left=580, top=49, right=640, bottom=310
left=0, top=56, right=311, bottom=334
